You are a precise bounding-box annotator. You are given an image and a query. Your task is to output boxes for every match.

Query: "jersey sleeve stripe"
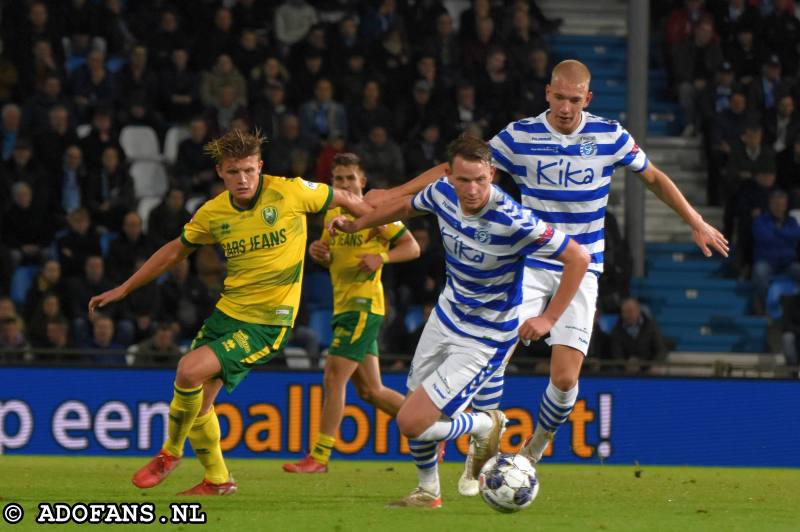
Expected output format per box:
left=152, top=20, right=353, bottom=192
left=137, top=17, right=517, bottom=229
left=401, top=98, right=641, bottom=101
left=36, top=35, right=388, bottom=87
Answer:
left=512, top=121, right=549, bottom=133
left=317, top=186, right=334, bottom=213
left=547, top=234, right=570, bottom=259
left=180, top=230, right=203, bottom=248
left=571, top=228, right=605, bottom=245
left=579, top=122, right=619, bottom=133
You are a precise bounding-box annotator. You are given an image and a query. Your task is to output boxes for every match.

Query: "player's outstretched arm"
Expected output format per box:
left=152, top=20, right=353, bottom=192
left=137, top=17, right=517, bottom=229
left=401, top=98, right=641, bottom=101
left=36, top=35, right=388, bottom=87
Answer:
left=519, top=239, right=590, bottom=343
left=88, top=238, right=195, bottom=315
left=330, top=195, right=420, bottom=235
left=330, top=189, right=373, bottom=218
left=638, top=162, right=729, bottom=257
left=363, top=163, right=448, bottom=208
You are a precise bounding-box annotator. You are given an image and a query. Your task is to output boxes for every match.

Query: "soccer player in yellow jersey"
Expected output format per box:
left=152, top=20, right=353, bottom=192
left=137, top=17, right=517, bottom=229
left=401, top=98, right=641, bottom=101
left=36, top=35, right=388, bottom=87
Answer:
left=283, top=153, right=420, bottom=473
left=88, top=129, right=368, bottom=495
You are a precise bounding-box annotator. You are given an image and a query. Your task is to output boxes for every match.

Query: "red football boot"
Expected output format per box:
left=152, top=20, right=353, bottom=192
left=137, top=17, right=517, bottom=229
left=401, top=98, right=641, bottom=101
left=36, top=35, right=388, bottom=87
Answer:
left=177, top=476, right=238, bottom=496
left=282, top=454, right=328, bottom=473
left=132, top=449, right=181, bottom=488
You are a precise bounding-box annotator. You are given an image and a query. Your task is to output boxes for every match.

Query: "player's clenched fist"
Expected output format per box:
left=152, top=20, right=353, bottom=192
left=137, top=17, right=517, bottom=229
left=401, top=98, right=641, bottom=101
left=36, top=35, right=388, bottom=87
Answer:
left=518, top=315, right=556, bottom=344
left=328, top=214, right=359, bottom=235
left=308, top=240, right=331, bottom=264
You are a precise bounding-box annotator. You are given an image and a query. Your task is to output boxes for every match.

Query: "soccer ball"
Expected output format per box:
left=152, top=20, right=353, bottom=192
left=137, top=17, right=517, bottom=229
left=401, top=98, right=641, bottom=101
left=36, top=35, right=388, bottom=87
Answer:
left=478, top=453, right=539, bottom=513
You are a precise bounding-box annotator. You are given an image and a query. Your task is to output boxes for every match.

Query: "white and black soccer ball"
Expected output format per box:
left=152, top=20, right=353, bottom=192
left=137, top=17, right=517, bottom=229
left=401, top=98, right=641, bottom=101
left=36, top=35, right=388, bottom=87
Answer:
left=478, top=453, right=539, bottom=513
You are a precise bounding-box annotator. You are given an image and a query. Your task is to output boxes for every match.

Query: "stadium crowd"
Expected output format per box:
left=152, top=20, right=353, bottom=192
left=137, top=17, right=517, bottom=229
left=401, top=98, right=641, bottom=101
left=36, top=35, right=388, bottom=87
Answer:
left=3, top=0, right=798, bottom=374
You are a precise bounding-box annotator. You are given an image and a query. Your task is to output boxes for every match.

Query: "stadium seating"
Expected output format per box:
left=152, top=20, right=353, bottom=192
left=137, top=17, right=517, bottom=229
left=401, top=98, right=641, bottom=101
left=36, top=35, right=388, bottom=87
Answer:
left=137, top=196, right=162, bottom=234
left=119, top=125, right=161, bottom=162
left=130, top=160, right=169, bottom=200
left=163, top=125, right=190, bottom=165
left=302, top=271, right=333, bottom=311
left=632, top=243, right=767, bottom=353
left=9, top=265, right=39, bottom=305
left=765, top=278, right=798, bottom=320
left=309, top=309, right=333, bottom=349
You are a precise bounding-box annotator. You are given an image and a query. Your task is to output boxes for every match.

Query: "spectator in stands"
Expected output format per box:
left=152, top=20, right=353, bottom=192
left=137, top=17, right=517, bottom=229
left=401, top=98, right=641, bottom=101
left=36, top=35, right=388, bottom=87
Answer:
left=1, top=138, right=47, bottom=208
left=158, top=258, right=214, bottom=340
left=147, top=9, right=189, bottom=71
left=249, top=56, right=290, bottom=101
left=763, top=94, right=799, bottom=157
left=159, top=48, right=200, bottom=124
left=40, top=318, right=75, bottom=359
left=117, top=92, right=166, bottom=140
left=333, top=49, right=367, bottom=108
left=21, top=74, right=70, bottom=136
left=761, top=0, right=800, bottom=78
left=97, top=0, right=134, bottom=57
left=445, top=81, right=489, bottom=139
left=348, top=80, right=392, bottom=143
left=56, top=207, right=101, bottom=279
left=251, top=80, right=290, bottom=142
left=106, top=211, right=151, bottom=284
left=731, top=166, right=778, bottom=274
left=50, top=145, right=88, bottom=224
left=264, top=114, right=314, bottom=177
left=0, top=315, right=31, bottom=363
left=751, top=189, right=800, bottom=313
left=203, top=83, right=250, bottom=137
left=709, top=89, right=752, bottom=204
left=116, top=44, right=159, bottom=112
left=122, top=256, right=162, bottom=343
left=27, top=292, right=65, bottom=347
left=69, top=48, right=114, bottom=123
left=19, top=38, right=64, bottom=97
left=330, top=14, right=363, bottom=61
left=714, top=0, right=760, bottom=48
left=65, top=254, right=125, bottom=343
left=701, top=62, right=739, bottom=127
left=404, top=122, right=445, bottom=177
left=598, top=211, right=632, bottom=313
left=0, top=39, right=19, bottom=106
left=395, top=79, right=442, bottom=141
left=722, top=122, right=774, bottom=213
left=518, top=48, right=551, bottom=117
left=274, top=0, right=318, bottom=53
left=672, top=18, right=723, bottom=137
left=749, top=55, right=787, bottom=113
left=777, top=136, right=800, bottom=204
left=610, top=297, right=668, bottom=374
left=313, top=135, right=346, bottom=183
left=725, top=20, right=762, bottom=84
left=231, top=29, right=264, bottom=78
left=147, top=188, right=191, bottom=249
left=354, top=125, right=404, bottom=189
left=86, top=146, right=135, bottom=232
left=287, top=23, right=329, bottom=75
left=298, top=78, right=347, bottom=146
left=391, top=219, right=444, bottom=308
left=85, top=312, right=125, bottom=365
left=130, top=322, right=182, bottom=366
left=289, top=50, right=330, bottom=109
left=193, top=6, right=236, bottom=70
left=79, top=106, right=120, bottom=173
left=200, top=54, right=248, bottom=109
left=369, top=28, right=410, bottom=104
left=505, top=5, right=545, bottom=75
left=665, top=0, right=714, bottom=50
left=1, top=181, right=50, bottom=266
left=461, top=15, right=503, bottom=77
left=476, top=46, right=517, bottom=133
left=35, top=105, right=79, bottom=176
left=1, top=103, right=21, bottom=161
left=423, top=12, right=461, bottom=87
left=585, top=310, right=613, bottom=368
left=24, top=258, right=65, bottom=320
left=174, top=118, right=215, bottom=196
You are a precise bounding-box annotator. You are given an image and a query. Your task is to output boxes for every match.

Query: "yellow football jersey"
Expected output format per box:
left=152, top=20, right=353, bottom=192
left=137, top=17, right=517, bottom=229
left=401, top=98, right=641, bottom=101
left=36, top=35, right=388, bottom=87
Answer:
left=181, top=175, right=332, bottom=326
left=322, top=207, right=406, bottom=315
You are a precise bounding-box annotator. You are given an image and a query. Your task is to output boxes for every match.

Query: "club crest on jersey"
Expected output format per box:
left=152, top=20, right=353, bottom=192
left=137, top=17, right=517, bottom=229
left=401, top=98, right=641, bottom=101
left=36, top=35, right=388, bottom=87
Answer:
left=579, top=135, right=597, bottom=158
left=261, top=206, right=278, bottom=226
left=476, top=229, right=490, bottom=243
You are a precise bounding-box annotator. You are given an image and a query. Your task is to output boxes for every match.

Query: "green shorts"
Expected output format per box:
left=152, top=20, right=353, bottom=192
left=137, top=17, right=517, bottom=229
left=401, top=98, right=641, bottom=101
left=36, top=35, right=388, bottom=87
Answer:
left=191, top=309, right=291, bottom=392
left=328, top=311, right=383, bottom=362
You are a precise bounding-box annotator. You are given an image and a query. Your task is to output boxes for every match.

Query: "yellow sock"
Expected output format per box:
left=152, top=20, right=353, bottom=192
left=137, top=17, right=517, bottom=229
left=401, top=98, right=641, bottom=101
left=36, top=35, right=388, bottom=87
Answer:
left=163, top=383, right=203, bottom=458
left=310, top=433, right=336, bottom=466
left=189, top=407, right=230, bottom=484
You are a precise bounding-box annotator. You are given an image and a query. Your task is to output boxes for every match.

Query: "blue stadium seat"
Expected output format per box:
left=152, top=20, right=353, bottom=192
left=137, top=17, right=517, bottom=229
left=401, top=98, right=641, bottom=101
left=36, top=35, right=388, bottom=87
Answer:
left=309, top=309, right=333, bottom=349
left=598, top=314, right=619, bottom=334
left=404, top=305, right=424, bottom=333
left=99, top=232, right=118, bottom=257
left=766, top=278, right=798, bottom=320
left=10, top=265, right=40, bottom=305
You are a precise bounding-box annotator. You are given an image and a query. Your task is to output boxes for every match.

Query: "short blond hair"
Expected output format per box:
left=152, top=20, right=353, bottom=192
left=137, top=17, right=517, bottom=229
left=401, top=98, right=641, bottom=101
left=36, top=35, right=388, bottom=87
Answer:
left=551, top=59, right=591, bottom=86
left=204, top=128, right=266, bottom=164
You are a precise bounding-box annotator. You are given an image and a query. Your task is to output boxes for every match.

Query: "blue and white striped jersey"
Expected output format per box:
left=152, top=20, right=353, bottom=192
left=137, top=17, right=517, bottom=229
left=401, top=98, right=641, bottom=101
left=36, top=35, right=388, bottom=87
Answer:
left=489, top=111, right=648, bottom=275
left=411, top=177, right=569, bottom=348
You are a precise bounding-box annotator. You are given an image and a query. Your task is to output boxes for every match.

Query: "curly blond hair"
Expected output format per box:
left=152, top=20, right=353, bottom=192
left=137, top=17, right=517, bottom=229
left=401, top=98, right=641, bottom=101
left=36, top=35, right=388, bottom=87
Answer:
left=203, top=128, right=266, bottom=164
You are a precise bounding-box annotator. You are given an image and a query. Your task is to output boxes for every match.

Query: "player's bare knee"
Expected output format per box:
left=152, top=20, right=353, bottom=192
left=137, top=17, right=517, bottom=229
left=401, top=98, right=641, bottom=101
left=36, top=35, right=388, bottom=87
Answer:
left=396, top=409, right=425, bottom=438
left=355, top=384, right=378, bottom=404
left=175, top=356, right=203, bottom=388
left=550, top=372, right=578, bottom=392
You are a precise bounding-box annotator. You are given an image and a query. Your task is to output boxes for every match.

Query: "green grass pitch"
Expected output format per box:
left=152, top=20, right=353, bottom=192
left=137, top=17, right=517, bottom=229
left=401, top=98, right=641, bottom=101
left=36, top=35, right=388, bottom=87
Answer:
left=2, top=456, right=797, bottom=531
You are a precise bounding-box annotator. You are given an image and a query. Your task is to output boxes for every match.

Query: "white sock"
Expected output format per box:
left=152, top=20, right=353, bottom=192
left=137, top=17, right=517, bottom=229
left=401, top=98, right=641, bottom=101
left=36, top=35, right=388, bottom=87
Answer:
left=416, top=412, right=493, bottom=441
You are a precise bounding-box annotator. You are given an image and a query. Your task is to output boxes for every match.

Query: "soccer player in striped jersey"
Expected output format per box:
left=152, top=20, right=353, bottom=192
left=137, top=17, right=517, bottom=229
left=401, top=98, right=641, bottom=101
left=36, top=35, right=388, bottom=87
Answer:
left=88, top=129, right=369, bottom=495
left=283, top=153, right=420, bottom=473
left=330, top=135, right=589, bottom=507
left=363, top=59, right=729, bottom=496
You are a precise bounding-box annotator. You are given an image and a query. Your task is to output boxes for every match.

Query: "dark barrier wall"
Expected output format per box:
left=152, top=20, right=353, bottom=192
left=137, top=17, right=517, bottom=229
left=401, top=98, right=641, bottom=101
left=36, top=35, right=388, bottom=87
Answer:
left=1, top=368, right=797, bottom=467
